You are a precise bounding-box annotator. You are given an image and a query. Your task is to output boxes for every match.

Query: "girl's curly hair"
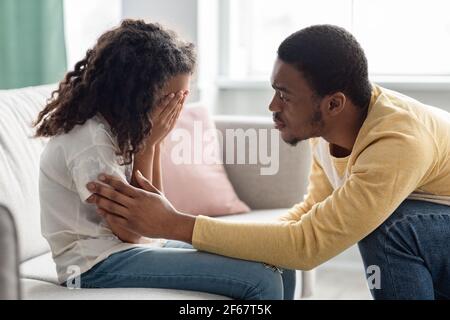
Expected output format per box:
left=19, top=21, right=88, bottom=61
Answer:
left=34, top=19, right=196, bottom=165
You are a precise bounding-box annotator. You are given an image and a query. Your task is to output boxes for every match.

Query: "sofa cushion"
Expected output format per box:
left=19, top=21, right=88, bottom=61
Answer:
left=21, top=278, right=229, bottom=300
left=214, top=116, right=311, bottom=210
left=0, top=85, right=56, bottom=262
left=0, top=205, right=21, bottom=299
left=20, top=252, right=58, bottom=284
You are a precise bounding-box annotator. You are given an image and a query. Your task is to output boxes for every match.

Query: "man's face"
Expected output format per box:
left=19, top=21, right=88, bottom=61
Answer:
left=269, top=59, right=325, bottom=146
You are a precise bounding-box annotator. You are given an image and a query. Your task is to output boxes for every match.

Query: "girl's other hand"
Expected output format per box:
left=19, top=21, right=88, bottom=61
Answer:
left=148, top=90, right=188, bottom=146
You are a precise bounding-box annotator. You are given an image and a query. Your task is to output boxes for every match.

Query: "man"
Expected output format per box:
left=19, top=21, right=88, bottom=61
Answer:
left=87, top=25, right=450, bottom=299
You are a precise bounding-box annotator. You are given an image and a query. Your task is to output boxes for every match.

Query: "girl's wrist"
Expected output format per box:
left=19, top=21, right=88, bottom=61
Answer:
left=135, top=143, right=156, bottom=160
left=145, top=138, right=158, bottom=149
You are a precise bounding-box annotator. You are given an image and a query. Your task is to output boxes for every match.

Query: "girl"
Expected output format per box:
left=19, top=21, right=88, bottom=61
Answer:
left=35, top=19, right=295, bottom=299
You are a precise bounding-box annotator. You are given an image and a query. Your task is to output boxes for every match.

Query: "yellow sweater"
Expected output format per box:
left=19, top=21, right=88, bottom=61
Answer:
left=192, top=85, right=450, bottom=270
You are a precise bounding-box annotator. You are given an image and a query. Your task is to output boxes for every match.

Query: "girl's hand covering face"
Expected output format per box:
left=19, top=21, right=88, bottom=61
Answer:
left=148, top=90, right=188, bottom=146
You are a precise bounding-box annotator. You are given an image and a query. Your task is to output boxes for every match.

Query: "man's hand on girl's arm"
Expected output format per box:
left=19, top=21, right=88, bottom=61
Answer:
left=86, top=171, right=195, bottom=244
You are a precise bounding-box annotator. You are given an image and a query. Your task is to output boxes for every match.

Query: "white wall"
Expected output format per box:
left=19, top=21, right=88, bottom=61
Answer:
left=121, top=0, right=198, bottom=44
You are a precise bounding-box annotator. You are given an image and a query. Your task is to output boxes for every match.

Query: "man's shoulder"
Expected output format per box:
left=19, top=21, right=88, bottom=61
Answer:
left=364, top=87, right=435, bottom=138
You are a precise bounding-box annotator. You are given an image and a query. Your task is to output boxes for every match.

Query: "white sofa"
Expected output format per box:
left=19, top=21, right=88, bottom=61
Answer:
left=0, top=84, right=314, bottom=300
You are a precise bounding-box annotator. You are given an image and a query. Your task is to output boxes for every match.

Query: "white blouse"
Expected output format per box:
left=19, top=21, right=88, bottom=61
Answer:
left=39, top=115, right=164, bottom=284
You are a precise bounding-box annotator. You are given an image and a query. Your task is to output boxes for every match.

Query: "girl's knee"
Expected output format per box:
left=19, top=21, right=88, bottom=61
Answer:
left=248, top=264, right=284, bottom=300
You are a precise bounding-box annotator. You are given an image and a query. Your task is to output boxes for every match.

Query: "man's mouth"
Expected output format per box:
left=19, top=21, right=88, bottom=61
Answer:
left=273, top=114, right=286, bottom=130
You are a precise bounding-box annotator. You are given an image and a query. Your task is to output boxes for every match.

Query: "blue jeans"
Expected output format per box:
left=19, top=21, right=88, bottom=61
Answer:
left=77, top=240, right=296, bottom=300
left=358, top=199, right=450, bottom=300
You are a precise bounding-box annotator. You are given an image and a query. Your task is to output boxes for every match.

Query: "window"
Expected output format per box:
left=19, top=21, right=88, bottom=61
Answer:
left=221, top=0, right=450, bottom=79
left=63, top=0, right=122, bottom=70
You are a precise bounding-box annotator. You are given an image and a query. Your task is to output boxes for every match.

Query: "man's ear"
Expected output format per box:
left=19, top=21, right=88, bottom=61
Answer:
left=325, top=92, right=346, bottom=116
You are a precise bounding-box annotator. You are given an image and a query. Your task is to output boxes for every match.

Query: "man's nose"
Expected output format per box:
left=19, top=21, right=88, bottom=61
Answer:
left=268, top=96, right=281, bottom=112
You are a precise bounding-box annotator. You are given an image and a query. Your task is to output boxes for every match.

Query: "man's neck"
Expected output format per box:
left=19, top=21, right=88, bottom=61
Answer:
left=323, top=106, right=368, bottom=157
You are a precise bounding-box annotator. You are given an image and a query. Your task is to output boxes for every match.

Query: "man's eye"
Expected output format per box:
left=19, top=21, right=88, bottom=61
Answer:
left=279, top=93, right=288, bottom=102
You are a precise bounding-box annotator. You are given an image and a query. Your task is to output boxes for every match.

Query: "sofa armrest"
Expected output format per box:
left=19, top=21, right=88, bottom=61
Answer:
left=214, top=115, right=311, bottom=210
left=0, top=204, right=21, bottom=299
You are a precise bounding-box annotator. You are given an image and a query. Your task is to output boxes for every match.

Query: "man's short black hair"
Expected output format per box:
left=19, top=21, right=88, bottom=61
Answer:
left=278, top=24, right=372, bottom=109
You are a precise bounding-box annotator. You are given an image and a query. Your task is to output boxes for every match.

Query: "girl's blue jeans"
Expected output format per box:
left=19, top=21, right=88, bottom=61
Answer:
left=78, top=239, right=296, bottom=300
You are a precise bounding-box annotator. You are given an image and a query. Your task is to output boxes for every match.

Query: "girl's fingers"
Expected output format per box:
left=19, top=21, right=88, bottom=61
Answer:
left=175, top=96, right=186, bottom=119
left=170, top=97, right=184, bottom=120
left=152, top=90, right=187, bottom=126
left=162, top=93, right=176, bottom=107
left=168, top=96, right=185, bottom=130
left=159, top=91, right=183, bottom=120
left=152, top=93, right=175, bottom=118
left=165, top=96, right=182, bottom=120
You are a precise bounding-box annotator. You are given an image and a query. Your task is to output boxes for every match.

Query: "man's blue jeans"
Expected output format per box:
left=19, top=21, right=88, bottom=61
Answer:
left=78, top=240, right=296, bottom=300
left=358, top=199, right=450, bottom=300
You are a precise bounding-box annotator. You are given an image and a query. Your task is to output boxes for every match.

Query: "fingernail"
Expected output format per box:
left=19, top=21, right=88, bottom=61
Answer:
left=169, top=93, right=175, bottom=98
left=137, top=170, right=143, bottom=177
left=98, top=175, right=106, bottom=181
left=87, top=183, right=95, bottom=191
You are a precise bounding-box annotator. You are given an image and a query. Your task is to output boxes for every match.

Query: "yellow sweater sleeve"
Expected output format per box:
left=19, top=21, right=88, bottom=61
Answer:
left=192, top=129, right=435, bottom=270
left=278, top=153, right=333, bottom=222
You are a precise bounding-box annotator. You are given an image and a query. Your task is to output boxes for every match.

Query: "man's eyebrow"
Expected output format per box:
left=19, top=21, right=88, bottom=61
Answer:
left=271, top=83, right=292, bottom=95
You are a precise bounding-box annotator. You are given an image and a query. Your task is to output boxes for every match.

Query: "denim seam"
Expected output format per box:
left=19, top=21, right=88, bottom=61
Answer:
left=384, top=212, right=450, bottom=233
left=382, top=227, right=399, bottom=299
